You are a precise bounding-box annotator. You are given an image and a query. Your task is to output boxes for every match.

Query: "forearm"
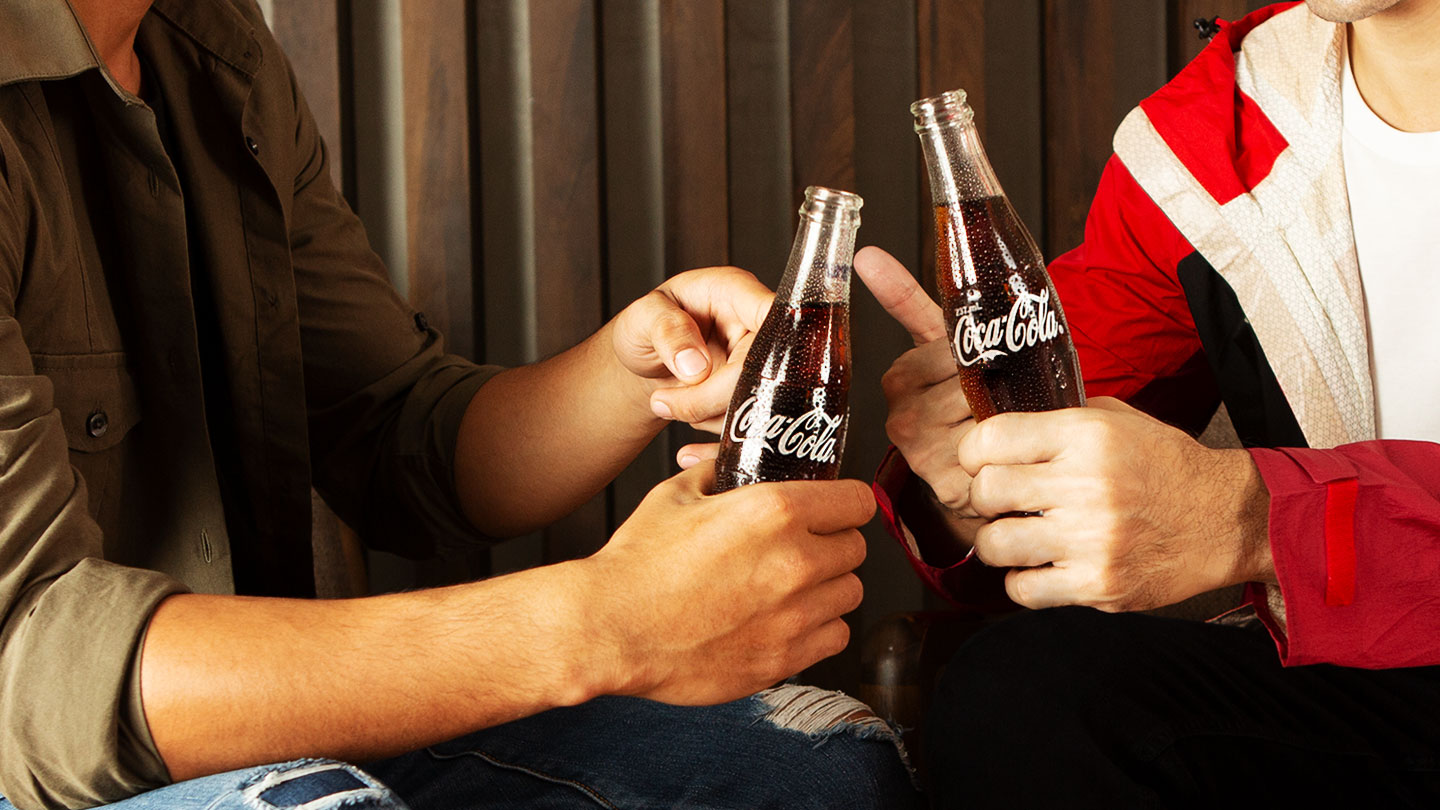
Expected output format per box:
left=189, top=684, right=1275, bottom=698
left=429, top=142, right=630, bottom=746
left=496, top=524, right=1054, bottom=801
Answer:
left=140, top=561, right=619, bottom=782
left=453, top=321, right=664, bottom=536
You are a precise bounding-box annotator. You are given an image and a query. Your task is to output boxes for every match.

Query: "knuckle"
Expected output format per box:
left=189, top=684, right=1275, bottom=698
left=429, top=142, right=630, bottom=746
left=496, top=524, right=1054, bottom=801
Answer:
left=884, top=411, right=915, bottom=446
left=1007, top=577, right=1031, bottom=607
left=846, top=530, right=869, bottom=568
left=981, top=517, right=1007, bottom=549
left=723, top=266, right=758, bottom=284
left=880, top=364, right=916, bottom=399
left=748, top=481, right=794, bottom=518
left=968, top=467, right=990, bottom=508
left=660, top=310, right=695, bottom=340
left=769, top=548, right=813, bottom=593
left=774, top=606, right=809, bottom=640
left=845, top=479, right=877, bottom=520
left=841, top=574, right=865, bottom=612
left=755, top=487, right=796, bottom=524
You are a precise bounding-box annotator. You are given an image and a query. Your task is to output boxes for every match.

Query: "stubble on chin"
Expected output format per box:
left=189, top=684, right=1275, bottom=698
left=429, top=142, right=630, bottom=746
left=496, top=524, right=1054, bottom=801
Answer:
left=1304, top=0, right=1406, bottom=23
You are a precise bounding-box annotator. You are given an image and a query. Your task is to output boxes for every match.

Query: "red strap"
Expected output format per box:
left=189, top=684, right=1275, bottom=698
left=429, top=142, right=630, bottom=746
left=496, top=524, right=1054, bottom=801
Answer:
left=1323, top=478, right=1358, bottom=607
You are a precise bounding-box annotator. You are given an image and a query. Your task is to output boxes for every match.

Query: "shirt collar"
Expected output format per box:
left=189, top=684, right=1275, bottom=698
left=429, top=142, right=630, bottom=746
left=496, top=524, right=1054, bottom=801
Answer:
left=0, top=0, right=102, bottom=88
left=0, top=0, right=263, bottom=90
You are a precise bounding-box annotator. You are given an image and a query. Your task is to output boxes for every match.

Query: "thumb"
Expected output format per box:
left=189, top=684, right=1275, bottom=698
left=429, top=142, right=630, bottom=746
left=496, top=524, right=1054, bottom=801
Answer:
left=676, top=442, right=721, bottom=470
left=616, top=290, right=713, bottom=383
left=665, top=456, right=718, bottom=499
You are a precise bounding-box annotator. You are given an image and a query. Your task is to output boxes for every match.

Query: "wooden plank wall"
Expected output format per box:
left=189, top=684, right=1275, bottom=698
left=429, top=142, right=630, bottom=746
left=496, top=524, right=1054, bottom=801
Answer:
left=266, top=0, right=1272, bottom=689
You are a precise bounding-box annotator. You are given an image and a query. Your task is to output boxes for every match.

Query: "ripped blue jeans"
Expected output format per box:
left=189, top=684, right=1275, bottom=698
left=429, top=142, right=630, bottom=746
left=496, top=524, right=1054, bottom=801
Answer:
left=4, top=687, right=920, bottom=810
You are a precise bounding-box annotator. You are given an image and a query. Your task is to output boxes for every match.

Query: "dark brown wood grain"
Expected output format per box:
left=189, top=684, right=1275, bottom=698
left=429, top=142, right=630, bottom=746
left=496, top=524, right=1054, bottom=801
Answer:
left=917, top=0, right=986, bottom=121
left=788, top=0, right=857, bottom=202
left=402, top=0, right=477, bottom=361
left=725, top=0, right=794, bottom=276
left=1042, top=0, right=1167, bottom=258
left=983, top=0, right=1045, bottom=241
left=661, top=0, right=729, bottom=273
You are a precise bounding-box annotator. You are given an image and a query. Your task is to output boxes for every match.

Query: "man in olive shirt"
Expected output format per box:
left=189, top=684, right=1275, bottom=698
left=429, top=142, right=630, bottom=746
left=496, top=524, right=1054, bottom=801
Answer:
left=0, top=1, right=917, bottom=808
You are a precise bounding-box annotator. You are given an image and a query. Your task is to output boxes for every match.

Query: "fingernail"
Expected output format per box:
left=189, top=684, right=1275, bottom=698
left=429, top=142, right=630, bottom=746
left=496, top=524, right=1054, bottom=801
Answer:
left=675, top=348, right=707, bottom=379
left=651, top=398, right=673, bottom=420
left=678, top=453, right=699, bottom=468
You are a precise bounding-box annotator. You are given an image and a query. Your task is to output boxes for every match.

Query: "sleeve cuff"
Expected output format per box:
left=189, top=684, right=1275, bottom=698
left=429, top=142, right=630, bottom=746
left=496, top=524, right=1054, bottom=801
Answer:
left=873, top=447, right=1012, bottom=611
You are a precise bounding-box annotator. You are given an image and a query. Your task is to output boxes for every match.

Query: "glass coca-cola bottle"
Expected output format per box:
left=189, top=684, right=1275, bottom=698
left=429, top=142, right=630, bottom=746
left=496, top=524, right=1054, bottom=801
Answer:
left=912, top=89, right=1085, bottom=420
left=714, top=186, right=862, bottom=492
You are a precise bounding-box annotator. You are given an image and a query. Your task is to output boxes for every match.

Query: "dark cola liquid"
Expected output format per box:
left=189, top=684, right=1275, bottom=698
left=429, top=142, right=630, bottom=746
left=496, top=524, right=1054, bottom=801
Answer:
left=714, top=301, right=850, bottom=492
left=935, top=197, right=1084, bottom=421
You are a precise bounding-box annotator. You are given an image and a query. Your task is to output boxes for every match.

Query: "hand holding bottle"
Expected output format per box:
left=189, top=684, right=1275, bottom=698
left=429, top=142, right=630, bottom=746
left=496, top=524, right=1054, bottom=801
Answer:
left=610, top=266, right=774, bottom=433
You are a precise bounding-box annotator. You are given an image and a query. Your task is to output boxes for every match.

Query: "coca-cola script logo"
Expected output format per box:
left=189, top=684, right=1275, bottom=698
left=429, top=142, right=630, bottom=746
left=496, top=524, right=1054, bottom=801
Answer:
left=728, top=395, right=844, bottom=464
left=952, top=287, right=1064, bottom=367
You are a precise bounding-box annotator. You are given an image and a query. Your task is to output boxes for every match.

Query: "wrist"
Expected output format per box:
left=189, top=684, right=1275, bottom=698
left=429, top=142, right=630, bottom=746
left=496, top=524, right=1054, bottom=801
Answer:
left=550, top=555, right=651, bottom=702
left=1210, top=448, right=1275, bottom=587
left=597, top=320, right=669, bottom=424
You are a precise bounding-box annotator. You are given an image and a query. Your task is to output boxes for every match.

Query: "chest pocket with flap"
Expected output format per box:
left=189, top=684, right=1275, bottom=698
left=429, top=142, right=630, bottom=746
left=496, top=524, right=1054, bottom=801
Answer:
left=31, top=352, right=142, bottom=453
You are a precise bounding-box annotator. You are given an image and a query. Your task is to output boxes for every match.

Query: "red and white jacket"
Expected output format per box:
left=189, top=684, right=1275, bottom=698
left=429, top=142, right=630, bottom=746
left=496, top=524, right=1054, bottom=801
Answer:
left=877, top=2, right=1440, bottom=670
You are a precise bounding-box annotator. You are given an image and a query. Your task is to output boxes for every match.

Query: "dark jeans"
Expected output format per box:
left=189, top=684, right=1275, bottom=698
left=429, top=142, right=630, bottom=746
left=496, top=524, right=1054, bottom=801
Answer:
left=2, top=689, right=919, bottom=810
left=928, top=607, right=1440, bottom=809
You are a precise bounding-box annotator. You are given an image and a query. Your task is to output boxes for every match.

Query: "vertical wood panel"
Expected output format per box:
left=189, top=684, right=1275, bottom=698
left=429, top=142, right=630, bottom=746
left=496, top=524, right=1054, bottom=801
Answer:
left=915, top=0, right=986, bottom=293
left=528, top=0, right=608, bottom=562
left=661, top=0, right=729, bottom=272
left=726, top=0, right=794, bottom=275
left=349, top=0, right=408, bottom=288
left=852, top=0, right=924, bottom=663
left=983, top=0, right=1044, bottom=241
left=1043, top=0, right=1166, bottom=258
left=601, top=0, right=670, bottom=529
left=476, top=0, right=544, bottom=575
left=788, top=0, right=856, bottom=200
left=402, top=0, right=477, bottom=361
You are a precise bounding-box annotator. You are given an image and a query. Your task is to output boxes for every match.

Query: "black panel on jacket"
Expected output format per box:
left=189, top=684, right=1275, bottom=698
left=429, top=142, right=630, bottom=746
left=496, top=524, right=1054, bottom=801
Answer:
left=1177, top=252, right=1308, bottom=449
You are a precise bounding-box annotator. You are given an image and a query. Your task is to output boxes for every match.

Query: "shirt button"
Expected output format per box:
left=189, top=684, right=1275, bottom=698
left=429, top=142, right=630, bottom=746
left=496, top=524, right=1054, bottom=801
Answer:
left=86, top=410, right=109, bottom=439
left=245, top=135, right=260, bottom=156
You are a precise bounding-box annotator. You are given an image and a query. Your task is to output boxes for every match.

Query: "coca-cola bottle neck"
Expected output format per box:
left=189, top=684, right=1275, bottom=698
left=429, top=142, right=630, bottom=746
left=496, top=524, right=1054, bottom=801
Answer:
left=912, top=90, right=1005, bottom=206
left=776, top=186, right=862, bottom=307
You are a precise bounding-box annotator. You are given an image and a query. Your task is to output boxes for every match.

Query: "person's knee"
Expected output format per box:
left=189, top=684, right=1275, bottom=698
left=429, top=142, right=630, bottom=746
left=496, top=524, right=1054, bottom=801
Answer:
left=752, top=685, right=921, bottom=809
left=235, top=760, right=407, bottom=810
left=930, top=608, right=1156, bottom=745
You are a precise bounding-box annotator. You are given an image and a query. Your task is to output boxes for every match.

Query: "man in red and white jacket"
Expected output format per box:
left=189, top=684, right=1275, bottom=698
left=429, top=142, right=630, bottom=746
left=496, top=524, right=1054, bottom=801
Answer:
left=855, top=0, right=1440, bottom=803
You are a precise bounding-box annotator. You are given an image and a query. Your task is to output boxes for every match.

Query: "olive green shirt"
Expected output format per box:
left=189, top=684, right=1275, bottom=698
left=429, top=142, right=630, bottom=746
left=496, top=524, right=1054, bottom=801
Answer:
left=0, top=1, right=500, bottom=807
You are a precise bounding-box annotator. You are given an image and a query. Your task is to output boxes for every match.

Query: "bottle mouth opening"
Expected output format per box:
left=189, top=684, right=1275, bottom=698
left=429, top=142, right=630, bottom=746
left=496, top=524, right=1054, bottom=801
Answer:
left=911, top=89, right=974, bottom=131
left=800, top=186, right=864, bottom=222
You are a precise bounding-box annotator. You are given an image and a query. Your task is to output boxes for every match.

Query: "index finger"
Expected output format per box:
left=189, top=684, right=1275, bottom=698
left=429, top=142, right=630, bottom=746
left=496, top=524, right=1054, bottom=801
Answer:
left=664, top=266, right=774, bottom=344
left=956, top=410, right=1077, bottom=476
left=854, top=246, right=947, bottom=346
left=752, top=478, right=878, bottom=535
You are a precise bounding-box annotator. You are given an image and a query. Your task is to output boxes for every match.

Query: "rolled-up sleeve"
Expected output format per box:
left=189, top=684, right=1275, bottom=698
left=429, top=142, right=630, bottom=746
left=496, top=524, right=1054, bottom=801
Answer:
left=276, top=46, right=501, bottom=558
left=0, top=170, right=188, bottom=810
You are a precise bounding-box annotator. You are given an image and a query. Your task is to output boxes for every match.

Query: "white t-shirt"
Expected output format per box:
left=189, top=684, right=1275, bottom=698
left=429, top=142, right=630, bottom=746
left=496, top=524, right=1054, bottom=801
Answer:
left=1342, top=53, right=1440, bottom=442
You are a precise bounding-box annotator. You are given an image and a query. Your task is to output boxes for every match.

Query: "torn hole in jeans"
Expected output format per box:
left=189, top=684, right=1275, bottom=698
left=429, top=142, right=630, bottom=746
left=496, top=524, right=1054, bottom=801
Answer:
left=753, top=684, right=915, bottom=777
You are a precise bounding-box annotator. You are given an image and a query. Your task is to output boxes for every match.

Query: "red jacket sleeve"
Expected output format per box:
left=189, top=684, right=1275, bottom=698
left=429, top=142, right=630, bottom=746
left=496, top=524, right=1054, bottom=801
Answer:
left=876, top=155, right=1212, bottom=606
left=1248, top=443, right=1440, bottom=668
